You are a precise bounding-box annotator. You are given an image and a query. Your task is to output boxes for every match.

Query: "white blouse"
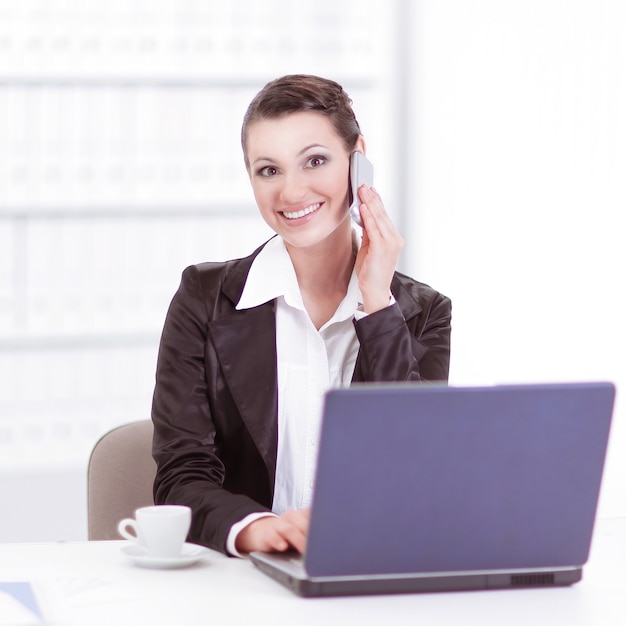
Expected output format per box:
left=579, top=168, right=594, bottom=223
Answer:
left=227, top=236, right=365, bottom=555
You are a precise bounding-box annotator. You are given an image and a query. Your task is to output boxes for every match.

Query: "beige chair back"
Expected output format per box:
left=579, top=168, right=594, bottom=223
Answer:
left=87, top=420, right=156, bottom=540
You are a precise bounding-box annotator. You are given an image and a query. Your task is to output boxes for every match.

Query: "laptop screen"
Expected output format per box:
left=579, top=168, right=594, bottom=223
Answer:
left=304, top=382, right=614, bottom=578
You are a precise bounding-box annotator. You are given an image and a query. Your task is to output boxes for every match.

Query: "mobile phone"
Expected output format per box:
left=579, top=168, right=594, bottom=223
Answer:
left=348, top=151, right=374, bottom=227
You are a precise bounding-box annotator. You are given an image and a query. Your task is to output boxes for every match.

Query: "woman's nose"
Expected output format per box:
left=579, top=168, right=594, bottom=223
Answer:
left=279, top=171, right=307, bottom=202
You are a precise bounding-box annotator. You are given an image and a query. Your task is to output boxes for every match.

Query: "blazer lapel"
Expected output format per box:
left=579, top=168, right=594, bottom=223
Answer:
left=207, top=248, right=278, bottom=479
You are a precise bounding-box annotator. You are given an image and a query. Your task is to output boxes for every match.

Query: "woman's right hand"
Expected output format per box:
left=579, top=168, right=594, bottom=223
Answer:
left=354, top=185, right=405, bottom=313
left=235, top=509, right=310, bottom=554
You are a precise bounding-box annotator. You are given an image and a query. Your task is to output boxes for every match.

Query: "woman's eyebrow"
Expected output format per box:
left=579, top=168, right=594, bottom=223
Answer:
left=298, top=143, right=329, bottom=156
left=250, top=156, right=274, bottom=167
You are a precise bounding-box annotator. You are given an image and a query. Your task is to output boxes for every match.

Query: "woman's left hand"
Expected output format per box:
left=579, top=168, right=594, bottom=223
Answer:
left=354, top=185, right=405, bottom=313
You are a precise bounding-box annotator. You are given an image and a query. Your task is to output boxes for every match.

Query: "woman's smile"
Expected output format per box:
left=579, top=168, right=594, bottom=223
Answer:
left=281, top=202, right=323, bottom=221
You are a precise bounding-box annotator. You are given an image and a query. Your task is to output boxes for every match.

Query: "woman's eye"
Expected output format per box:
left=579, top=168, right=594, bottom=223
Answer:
left=258, top=166, right=279, bottom=177
left=306, top=156, right=327, bottom=168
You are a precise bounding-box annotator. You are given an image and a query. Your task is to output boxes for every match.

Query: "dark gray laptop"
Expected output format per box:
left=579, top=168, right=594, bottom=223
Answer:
left=250, top=382, right=615, bottom=597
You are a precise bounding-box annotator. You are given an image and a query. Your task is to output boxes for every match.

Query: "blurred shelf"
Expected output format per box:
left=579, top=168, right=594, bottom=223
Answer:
left=0, top=76, right=378, bottom=88
left=0, top=203, right=257, bottom=219
left=0, top=332, right=160, bottom=351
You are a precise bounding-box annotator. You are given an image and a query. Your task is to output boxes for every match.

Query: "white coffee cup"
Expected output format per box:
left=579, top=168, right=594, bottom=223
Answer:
left=117, top=505, right=191, bottom=559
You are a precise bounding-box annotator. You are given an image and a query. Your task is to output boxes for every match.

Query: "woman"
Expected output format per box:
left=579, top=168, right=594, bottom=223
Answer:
left=151, top=75, right=451, bottom=557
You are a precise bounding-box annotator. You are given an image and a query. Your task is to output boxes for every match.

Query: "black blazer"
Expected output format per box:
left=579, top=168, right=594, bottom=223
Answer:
left=152, top=240, right=452, bottom=554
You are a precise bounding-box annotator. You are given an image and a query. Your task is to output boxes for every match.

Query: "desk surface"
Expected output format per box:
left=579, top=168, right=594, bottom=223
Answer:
left=1, top=517, right=625, bottom=626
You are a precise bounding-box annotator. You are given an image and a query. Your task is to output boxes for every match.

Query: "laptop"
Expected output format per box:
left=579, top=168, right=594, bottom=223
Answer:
left=250, top=382, right=615, bottom=597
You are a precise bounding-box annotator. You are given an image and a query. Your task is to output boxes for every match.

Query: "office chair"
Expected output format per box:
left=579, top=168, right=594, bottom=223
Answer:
left=87, top=420, right=156, bottom=540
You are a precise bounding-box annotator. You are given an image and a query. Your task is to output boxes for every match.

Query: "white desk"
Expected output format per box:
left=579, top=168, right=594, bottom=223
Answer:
left=1, top=518, right=625, bottom=626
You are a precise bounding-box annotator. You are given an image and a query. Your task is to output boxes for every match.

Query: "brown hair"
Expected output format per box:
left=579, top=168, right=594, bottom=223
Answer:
left=241, top=74, right=362, bottom=165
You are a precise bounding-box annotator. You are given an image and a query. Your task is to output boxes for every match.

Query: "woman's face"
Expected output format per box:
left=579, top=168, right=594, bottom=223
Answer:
left=245, top=111, right=364, bottom=249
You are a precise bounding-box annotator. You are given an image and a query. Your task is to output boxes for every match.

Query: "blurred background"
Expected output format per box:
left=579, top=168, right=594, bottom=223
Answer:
left=1, top=0, right=624, bottom=541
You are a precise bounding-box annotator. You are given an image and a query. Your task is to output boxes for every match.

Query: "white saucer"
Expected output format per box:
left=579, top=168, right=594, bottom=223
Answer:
left=121, top=542, right=210, bottom=569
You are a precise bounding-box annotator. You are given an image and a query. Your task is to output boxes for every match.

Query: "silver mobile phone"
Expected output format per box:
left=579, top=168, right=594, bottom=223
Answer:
left=348, top=151, right=374, bottom=227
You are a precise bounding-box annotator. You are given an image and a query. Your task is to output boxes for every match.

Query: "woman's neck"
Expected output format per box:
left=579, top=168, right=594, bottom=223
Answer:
left=284, top=226, right=356, bottom=329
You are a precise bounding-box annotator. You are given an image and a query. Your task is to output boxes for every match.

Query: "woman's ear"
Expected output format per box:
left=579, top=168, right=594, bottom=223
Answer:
left=354, top=135, right=367, bottom=155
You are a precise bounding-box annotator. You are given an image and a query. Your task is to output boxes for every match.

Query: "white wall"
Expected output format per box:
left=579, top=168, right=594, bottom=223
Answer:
left=408, top=0, right=626, bottom=517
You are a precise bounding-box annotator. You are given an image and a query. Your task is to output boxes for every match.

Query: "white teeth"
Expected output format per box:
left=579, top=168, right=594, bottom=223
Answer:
left=282, top=203, right=321, bottom=220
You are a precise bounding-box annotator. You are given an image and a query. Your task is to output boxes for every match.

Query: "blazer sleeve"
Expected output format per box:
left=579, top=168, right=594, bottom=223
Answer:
left=353, top=277, right=451, bottom=382
left=151, top=266, right=272, bottom=554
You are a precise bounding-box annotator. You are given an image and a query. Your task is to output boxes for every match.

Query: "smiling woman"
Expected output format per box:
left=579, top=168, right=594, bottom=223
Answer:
left=151, top=74, right=452, bottom=557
